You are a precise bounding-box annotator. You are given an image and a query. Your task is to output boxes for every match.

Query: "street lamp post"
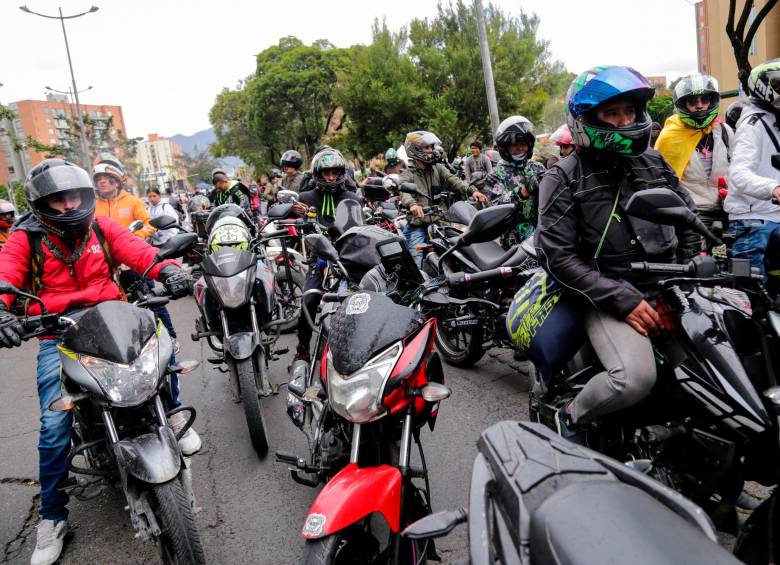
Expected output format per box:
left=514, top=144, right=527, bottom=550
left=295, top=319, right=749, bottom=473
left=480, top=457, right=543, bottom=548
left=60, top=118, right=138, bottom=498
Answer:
left=20, top=4, right=99, bottom=170
left=45, top=84, right=93, bottom=107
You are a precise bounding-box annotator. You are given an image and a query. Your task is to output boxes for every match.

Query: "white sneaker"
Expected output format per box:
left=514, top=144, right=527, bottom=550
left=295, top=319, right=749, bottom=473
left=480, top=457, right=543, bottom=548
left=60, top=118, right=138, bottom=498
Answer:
left=30, top=519, right=67, bottom=565
left=168, top=412, right=202, bottom=456
left=171, top=338, right=182, bottom=356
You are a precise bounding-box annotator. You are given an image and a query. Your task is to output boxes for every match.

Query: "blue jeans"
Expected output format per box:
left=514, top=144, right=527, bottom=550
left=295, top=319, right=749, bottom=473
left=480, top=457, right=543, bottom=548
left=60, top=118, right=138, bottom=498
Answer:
left=37, top=339, right=72, bottom=522
left=403, top=225, right=428, bottom=269
left=730, top=219, right=780, bottom=281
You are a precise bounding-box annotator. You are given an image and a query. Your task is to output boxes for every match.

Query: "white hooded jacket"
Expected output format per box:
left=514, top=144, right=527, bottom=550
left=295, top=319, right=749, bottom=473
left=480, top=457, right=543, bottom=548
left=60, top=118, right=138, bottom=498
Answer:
left=724, top=104, right=780, bottom=222
left=677, top=122, right=732, bottom=213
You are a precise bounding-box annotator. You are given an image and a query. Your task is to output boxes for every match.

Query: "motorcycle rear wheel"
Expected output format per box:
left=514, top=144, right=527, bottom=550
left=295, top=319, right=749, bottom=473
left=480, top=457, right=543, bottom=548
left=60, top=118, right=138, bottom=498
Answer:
left=237, top=357, right=270, bottom=456
left=274, top=269, right=305, bottom=333
left=434, top=305, right=485, bottom=367
left=152, top=476, right=206, bottom=565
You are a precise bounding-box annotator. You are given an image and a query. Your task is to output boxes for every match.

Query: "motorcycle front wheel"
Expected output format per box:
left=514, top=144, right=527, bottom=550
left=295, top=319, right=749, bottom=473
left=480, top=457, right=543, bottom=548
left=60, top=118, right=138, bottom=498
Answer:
left=274, top=268, right=305, bottom=333
left=302, top=530, right=381, bottom=565
left=152, top=476, right=206, bottom=565
left=237, top=357, right=270, bottom=456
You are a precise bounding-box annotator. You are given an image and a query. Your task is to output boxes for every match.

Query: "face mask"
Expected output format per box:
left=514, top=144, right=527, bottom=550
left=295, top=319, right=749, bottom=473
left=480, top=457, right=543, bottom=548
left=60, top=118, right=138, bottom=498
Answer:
left=511, top=152, right=527, bottom=162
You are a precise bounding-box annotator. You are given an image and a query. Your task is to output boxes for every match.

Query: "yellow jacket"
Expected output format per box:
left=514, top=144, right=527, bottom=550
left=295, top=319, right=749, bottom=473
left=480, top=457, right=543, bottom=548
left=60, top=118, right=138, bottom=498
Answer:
left=94, top=190, right=156, bottom=239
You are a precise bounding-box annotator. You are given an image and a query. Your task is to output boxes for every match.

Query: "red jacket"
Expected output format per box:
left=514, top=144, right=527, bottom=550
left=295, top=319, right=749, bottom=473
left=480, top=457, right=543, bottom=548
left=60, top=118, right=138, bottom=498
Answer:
left=0, top=215, right=176, bottom=315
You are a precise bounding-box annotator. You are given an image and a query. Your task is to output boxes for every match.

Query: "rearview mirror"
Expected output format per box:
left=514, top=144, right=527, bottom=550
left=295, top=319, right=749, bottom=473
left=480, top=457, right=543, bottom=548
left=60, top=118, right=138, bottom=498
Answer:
left=459, top=204, right=516, bottom=245
left=155, top=233, right=198, bottom=261
left=402, top=508, right=467, bottom=541
left=305, top=234, right=339, bottom=263
left=399, top=182, right=421, bottom=196
left=625, top=188, right=695, bottom=228
left=128, top=219, right=144, bottom=232
left=276, top=190, right=299, bottom=204
left=149, top=216, right=178, bottom=230
left=772, top=153, right=780, bottom=172
left=0, top=279, right=20, bottom=295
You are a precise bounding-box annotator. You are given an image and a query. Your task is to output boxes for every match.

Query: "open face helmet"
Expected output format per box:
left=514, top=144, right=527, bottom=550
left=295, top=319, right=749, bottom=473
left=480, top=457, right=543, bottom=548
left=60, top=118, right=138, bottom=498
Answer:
left=673, top=74, right=720, bottom=129
left=0, top=200, right=16, bottom=229
left=26, top=159, right=96, bottom=240
left=565, top=66, right=655, bottom=156
left=93, top=155, right=127, bottom=199
left=281, top=149, right=303, bottom=170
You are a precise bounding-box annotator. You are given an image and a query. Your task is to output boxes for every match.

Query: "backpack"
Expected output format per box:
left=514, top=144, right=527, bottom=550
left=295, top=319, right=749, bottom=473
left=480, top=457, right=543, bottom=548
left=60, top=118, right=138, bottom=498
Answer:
left=27, top=222, right=114, bottom=295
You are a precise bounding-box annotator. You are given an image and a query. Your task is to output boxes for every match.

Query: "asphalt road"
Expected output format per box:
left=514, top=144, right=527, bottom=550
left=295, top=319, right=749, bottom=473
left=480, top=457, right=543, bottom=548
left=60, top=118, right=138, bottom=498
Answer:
left=0, top=297, right=532, bottom=565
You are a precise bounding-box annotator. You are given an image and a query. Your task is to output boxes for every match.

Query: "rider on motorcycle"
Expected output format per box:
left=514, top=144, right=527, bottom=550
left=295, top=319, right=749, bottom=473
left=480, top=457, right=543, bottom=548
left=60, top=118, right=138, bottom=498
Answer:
left=281, top=149, right=306, bottom=193
left=536, top=66, right=700, bottom=443
left=291, top=149, right=360, bottom=362
left=0, top=159, right=194, bottom=565
left=547, top=123, right=576, bottom=168
left=93, top=155, right=155, bottom=238
left=655, top=73, right=732, bottom=230
left=399, top=130, right=488, bottom=263
left=484, top=115, right=546, bottom=241
left=209, top=168, right=251, bottom=213
left=384, top=147, right=406, bottom=175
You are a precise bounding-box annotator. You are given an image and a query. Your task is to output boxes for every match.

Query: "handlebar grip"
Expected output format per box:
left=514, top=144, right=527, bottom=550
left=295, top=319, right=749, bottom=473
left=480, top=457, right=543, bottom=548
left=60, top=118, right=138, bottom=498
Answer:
left=628, top=262, right=693, bottom=275
left=447, top=266, right=517, bottom=288
left=321, top=293, right=344, bottom=303
left=263, top=229, right=291, bottom=239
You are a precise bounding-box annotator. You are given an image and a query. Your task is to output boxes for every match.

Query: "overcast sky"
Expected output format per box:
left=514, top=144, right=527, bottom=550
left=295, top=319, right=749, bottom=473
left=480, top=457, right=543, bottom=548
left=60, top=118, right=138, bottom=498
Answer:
left=1, top=0, right=699, bottom=139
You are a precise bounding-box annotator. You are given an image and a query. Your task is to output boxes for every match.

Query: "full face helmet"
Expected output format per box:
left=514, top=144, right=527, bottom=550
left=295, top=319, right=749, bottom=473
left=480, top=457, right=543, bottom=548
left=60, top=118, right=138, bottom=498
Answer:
left=205, top=203, right=254, bottom=235
left=25, top=158, right=96, bottom=241
left=725, top=100, right=747, bottom=129
left=384, top=148, right=401, bottom=168
left=404, top=131, right=442, bottom=165
left=673, top=73, right=720, bottom=129
left=748, top=58, right=780, bottom=111
left=495, top=116, right=536, bottom=162
left=281, top=149, right=303, bottom=170
left=207, top=216, right=252, bottom=253
left=565, top=65, right=655, bottom=156
left=311, top=149, right=348, bottom=193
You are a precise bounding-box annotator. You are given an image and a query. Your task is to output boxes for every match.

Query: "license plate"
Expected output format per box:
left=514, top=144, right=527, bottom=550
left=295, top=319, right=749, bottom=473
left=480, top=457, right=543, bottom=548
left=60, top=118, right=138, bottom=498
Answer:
left=445, top=317, right=480, bottom=328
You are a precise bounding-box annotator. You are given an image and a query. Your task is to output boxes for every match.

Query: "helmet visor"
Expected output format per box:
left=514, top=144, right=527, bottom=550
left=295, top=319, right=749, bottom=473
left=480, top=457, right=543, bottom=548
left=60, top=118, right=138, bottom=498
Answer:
left=571, top=67, right=653, bottom=117
left=28, top=165, right=93, bottom=203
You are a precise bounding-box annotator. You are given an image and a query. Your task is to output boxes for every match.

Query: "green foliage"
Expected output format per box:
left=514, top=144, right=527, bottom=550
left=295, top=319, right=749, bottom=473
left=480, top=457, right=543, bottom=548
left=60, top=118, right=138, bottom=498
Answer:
left=176, top=150, right=221, bottom=186
left=648, top=94, right=674, bottom=124
left=0, top=181, right=29, bottom=212
left=0, top=103, right=17, bottom=121
left=209, top=82, right=267, bottom=170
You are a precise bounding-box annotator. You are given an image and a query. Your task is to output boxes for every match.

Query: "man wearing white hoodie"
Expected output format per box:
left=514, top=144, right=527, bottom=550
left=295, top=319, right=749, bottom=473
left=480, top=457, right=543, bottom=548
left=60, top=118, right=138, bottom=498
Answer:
left=725, top=59, right=780, bottom=279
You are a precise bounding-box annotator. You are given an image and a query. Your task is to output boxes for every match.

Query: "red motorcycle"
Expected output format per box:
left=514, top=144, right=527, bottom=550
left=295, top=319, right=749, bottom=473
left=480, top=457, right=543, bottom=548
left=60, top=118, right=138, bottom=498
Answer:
left=277, top=285, right=451, bottom=564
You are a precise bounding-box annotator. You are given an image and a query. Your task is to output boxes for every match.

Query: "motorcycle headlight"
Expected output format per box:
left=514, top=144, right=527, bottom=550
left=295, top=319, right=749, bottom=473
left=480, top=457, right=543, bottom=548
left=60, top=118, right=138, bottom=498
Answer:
left=209, top=269, right=252, bottom=308
left=327, top=342, right=402, bottom=423
left=79, top=334, right=160, bottom=407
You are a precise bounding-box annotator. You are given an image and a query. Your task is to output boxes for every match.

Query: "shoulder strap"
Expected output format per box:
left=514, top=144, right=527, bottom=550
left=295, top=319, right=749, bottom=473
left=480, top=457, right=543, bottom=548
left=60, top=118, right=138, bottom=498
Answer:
left=91, top=221, right=115, bottom=273
left=721, top=123, right=730, bottom=154
left=756, top=115, right=780, bottom=152
left=27, top=230, right=45, bottom=294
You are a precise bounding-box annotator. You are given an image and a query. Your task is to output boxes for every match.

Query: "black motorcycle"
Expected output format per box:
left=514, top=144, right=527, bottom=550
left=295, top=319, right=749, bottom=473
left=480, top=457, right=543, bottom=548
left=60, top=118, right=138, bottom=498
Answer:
left=191, top=204, right=279, bottom=456
left=403, top=420, right=740, bottom=565
left=5, top=233, right=205, bottom=565
left=528, top=188, right=780, bottom=562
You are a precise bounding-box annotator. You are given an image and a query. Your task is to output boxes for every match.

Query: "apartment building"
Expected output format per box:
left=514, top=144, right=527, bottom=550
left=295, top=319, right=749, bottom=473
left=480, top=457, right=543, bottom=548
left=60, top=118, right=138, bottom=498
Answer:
left=136, top=133, right=188, bottom=192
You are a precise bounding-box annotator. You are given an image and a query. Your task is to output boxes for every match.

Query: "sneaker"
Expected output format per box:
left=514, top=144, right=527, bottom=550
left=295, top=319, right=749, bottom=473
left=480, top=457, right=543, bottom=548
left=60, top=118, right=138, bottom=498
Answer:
left=168, top=412, right=202, bottom=456
left=30, top=519, right=67, bottom=565
left=554, top=404, right=585, bottom=446
left=171, top=338, right=182, bottom=356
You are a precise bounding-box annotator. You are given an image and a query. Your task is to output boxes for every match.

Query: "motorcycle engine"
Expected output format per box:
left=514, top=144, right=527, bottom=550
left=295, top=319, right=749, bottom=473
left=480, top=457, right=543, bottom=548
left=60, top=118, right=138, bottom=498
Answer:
left=319, top=427, right=349, bottom=471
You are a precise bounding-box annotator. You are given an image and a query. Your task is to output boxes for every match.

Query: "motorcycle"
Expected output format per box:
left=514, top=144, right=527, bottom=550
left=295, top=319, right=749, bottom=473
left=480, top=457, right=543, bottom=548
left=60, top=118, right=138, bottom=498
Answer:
left=4, top=233, right=205, bottom=565
left=528, top=187, right=780, bottom=562
left=190, top=204, right=279, bottom=456
left=403, top=420, right=740, bottom=565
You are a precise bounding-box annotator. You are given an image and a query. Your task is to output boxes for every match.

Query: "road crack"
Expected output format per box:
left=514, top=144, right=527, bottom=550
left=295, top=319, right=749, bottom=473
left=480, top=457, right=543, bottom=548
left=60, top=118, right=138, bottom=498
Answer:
left=0, top=477, right=40, bottom=487
left=0, top=429, right=37, bottom=440
left=1, top=493, right=39, bottom=564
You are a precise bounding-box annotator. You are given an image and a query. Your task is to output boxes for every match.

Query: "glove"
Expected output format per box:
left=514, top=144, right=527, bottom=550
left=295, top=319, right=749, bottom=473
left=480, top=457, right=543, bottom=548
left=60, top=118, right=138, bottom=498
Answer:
left=159, top=265, right=193, bottom=299
left=0, top=304, right=23, bottom=348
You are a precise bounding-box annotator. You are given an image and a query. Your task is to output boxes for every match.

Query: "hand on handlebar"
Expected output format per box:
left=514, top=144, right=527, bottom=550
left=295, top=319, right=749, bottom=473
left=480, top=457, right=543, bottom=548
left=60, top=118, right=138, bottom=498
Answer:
left=410, top=204, right=425, bottom=218
left=0, top=305, right=23, bottom=348
left=625, top=300, right=662, bottom=337
left=471, top=191, right=488, bottom=203
left=293, top=202, right=309, bottom=216
left=772, top=185, right=780, bottom=205
left=159, top=266, right=193, bottom=299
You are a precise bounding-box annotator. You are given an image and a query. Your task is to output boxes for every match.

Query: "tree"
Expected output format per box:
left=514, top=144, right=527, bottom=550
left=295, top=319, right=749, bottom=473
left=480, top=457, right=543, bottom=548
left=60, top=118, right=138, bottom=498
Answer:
left=726, top=0, right=779, bottom=93
left=406, top=1, right=571, bottom=158
left=648, top=94, right=674, bottom=124
left=333, top=21, right=428, bottom=158
left=176, top=150, right=221, bottom=187
left=210, top=80, right=267, bottom=170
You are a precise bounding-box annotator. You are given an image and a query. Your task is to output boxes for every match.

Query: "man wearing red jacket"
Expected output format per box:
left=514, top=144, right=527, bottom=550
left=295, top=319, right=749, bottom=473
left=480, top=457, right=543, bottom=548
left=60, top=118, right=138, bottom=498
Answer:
left=0, top=159, right=192, bottom=565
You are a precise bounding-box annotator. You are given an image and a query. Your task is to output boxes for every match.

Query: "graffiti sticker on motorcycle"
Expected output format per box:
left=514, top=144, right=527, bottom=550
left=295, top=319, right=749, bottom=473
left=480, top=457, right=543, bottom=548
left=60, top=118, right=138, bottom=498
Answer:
left=346, top=293, right=371, bottom=315
left=302, top=513, right=326, bottom=537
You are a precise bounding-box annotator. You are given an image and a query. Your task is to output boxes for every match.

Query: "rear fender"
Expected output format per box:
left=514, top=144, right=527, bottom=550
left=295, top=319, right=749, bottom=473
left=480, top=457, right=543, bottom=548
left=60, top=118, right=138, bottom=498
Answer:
left=224, top=331, right=260, bottom=361
left=301, top=463, right=401, bottom=539
left=112, top=426, right=181, bottom=484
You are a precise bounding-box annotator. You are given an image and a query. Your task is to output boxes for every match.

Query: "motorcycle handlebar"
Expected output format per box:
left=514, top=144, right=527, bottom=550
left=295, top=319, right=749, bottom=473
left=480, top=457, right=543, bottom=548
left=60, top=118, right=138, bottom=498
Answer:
left=446, top=266, right=521, bottom=288
left=628, top=262, right=694, bottom=275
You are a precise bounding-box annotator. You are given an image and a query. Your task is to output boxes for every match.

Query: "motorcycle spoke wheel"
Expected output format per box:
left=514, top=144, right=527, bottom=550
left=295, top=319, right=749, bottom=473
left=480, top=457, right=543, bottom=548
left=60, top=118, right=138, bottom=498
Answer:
left=274, top=270, right=305, bottom=333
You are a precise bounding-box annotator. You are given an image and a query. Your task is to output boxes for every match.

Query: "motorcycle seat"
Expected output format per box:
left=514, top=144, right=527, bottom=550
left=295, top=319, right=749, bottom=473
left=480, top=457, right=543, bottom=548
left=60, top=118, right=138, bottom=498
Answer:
left=460, top=241, right=528, bottom=271
left=529, top=480, right=739, bottom=565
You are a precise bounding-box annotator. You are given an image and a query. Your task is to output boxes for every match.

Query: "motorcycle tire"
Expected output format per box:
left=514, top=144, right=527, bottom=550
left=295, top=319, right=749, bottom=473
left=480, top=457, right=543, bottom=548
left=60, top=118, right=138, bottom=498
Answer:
left=151, top=476, right=206, bottom=565
left=434, top=305, right=485, bottom=367
left=301, top=530, right=381, bottom=565
left=237, top=357, right=270, bottom=457
left=734, top=493, right=779, bottom=565
left=274, top=269, right=305, bottom=333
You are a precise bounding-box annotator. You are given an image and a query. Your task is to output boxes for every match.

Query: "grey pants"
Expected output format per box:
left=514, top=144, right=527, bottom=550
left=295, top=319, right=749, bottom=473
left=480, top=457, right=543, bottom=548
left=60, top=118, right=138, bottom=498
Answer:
left=571, top=308, right=656, bottom=424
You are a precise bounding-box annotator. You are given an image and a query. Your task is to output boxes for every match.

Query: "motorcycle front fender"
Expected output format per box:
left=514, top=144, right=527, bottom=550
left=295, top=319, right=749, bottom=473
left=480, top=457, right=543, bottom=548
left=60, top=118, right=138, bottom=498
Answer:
left=113, top=426, right=181, bottom=484
left=301, top=463, right=401, bottom=539
left=224, top=331, right=260, bottom=361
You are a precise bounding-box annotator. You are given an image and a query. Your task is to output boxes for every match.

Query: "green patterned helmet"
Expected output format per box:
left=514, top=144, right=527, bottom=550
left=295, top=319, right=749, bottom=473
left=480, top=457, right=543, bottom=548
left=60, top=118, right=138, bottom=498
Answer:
left=311, top=149, right=347, bottom=193
left=748, top=58, right=780, bottom=110
left=208, top=217, right=251, bottom=253
left=673, top=73, right=720, bottom=129
left=565, top=66, right=655, bottom=157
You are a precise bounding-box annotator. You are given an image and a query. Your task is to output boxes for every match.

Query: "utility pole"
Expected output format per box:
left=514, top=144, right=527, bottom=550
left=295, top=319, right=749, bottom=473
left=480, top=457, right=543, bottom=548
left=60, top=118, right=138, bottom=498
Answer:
left=475, top=0, right=500, bottom=141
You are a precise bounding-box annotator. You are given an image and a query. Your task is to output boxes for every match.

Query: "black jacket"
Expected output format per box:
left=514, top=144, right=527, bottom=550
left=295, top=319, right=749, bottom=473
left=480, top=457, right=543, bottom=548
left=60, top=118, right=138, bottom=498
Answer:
left=536, top=148, right=701, bottom=318
left=298, top=188, right=360, bottom=229
left=208, top=183, right=250, bottom=212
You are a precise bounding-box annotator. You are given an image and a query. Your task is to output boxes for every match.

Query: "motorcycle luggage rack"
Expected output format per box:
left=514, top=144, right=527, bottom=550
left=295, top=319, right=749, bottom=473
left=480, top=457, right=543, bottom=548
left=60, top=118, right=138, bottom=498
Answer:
left=67, top=438, right=111, bottom=477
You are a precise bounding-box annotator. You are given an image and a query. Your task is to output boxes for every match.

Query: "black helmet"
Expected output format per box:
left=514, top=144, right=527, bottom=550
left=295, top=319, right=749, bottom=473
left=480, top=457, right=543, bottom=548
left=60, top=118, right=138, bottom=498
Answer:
left=270, top=167, right=283, bottom=179
left=312, top=149, right=347, bottom=193
left=495, top=116, right=535, bottom=163
left=205, top=203, right=254, bottom=235
left=673, top=73, right=720, bottom=129
left=725, top=100, right=748, bottom=129
left=281, top=150, right=303, bottom=170
left=25, top=158, right=96, bottom=240
left=404, top=131, right=441, bottom=165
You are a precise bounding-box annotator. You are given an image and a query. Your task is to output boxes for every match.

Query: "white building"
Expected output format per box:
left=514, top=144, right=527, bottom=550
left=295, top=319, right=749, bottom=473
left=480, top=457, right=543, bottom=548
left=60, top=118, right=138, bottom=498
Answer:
left=137, top=133, right=186, bottom=191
